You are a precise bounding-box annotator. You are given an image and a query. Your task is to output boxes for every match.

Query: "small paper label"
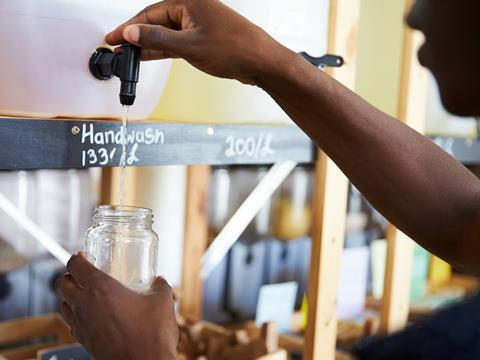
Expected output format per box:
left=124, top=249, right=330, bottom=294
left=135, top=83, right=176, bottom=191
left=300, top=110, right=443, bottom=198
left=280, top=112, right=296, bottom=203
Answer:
left=256, top=281, right=298, bottom=332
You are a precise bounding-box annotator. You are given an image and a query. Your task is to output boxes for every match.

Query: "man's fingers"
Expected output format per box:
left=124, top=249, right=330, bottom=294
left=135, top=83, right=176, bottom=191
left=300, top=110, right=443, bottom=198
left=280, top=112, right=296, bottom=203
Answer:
left=59, top=302, right=84, bottom=344
left=59, top=301, right=75, bottom=327
left=122, top=24, right=189, bottom=55
left=105, top=2, right=184, bottom=46
left=150, top=276, right=172, bottom=293
left=140, top=49, right=180, bottom=61
left=56, top=274, right=83, bottom=306
left=66, top=253, right=107, bottom=288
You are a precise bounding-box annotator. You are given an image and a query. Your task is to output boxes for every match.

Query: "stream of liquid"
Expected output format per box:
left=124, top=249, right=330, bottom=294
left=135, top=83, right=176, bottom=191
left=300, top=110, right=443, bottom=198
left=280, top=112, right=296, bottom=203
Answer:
left=119, top=105, right=130, bottom=208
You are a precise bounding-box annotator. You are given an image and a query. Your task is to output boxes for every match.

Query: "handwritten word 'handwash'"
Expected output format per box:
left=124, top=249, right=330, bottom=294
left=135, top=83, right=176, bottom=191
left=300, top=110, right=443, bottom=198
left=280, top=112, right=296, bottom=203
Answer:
left=80, top=124, right=165, bottom=146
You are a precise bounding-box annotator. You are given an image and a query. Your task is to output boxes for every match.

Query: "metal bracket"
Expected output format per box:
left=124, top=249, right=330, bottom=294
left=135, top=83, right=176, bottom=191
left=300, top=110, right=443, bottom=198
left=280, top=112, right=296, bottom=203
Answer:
left=299, top=52, right=344, bottom=69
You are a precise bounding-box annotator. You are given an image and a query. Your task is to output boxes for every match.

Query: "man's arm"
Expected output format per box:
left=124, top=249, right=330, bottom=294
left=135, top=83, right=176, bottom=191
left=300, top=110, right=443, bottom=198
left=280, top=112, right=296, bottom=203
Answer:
left=106, top=0, right=480, bottom=275
left=258, top=51, right=480, bottom=274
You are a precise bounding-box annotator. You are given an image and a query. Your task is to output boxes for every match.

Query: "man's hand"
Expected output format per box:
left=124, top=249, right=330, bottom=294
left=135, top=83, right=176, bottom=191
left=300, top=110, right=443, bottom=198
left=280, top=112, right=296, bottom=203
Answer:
left=56, top=253, right=178, bottom=360
left=105, top=0, right=291, bottom=86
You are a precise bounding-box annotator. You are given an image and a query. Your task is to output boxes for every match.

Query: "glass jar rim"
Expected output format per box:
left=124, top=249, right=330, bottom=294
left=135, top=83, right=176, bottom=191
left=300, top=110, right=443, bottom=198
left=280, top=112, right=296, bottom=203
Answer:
left=94, top=205, right=153, bottom=224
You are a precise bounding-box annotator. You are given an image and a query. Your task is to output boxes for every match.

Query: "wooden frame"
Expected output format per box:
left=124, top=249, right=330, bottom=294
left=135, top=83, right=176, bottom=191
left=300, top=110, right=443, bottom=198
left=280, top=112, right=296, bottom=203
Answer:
left=0, top=314, right=74, bottom=360
left=379, top=0, right=429, bottom=335
left=304, top=0, right=360, bottom=359
left=181, top=165, right=212, bottom=318
left=101, top=166, right=139, bottom=206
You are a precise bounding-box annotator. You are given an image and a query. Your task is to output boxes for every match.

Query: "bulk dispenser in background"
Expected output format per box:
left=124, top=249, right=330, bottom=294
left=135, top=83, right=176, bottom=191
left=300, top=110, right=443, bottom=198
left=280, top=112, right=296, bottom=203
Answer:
left=226, top=167, right=274, bottom=320
left=203, top=167, right=390, bottom=325
left=203, top=166, right=316, bottom=323
left=203, top=167, right=232, bottom=323
left=0, top=170, right=98, bottom=320
left=269, top=165, right=314, bottom=307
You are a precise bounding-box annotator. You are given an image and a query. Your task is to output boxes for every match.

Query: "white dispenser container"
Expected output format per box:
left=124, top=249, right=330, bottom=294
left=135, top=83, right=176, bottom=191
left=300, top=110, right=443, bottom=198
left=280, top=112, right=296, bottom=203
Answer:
left=0, top=0, right=171, bottom=120
left=152, top=0, right=330, bottom=124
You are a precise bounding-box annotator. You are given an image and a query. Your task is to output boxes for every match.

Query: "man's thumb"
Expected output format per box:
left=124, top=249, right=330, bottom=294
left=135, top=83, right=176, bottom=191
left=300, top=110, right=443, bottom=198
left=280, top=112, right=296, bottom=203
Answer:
left=123, top=24, right=182, bottom=53
left=150, top=276, right=172, bottom=293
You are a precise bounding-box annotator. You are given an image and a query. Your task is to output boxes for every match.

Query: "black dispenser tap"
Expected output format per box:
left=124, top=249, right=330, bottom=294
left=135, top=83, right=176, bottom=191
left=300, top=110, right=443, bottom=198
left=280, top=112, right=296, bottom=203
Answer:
left=89, top=44, right=141, bottom=106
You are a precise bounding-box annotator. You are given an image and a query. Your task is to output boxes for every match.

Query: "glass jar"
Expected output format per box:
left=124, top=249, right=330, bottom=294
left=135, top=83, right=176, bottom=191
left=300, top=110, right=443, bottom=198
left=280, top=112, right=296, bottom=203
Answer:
left=85, top=205, right=158, bottom=292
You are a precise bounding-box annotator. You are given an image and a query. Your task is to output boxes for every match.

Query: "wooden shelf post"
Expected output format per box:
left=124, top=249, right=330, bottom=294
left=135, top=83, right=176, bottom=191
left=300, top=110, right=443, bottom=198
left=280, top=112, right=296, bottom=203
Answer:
left=99, top=167, right=139, bottom=206
left=304, top=0, right=361, bottom=359
left=180, top=165, right=211, bottom=319
left=379, top=0, right=429, bottom=335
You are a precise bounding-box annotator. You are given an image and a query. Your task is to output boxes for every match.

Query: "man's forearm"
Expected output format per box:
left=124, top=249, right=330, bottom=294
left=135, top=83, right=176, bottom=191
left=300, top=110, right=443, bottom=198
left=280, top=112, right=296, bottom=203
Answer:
left=258, top=49, right=480, bottom=270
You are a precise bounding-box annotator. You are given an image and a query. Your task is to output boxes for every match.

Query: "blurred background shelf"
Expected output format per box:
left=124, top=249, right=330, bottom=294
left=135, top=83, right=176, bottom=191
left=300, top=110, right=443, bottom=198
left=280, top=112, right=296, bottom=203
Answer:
left=430, top=136, right=480, bottom=165
left=0, top=118, right=315, bottom=170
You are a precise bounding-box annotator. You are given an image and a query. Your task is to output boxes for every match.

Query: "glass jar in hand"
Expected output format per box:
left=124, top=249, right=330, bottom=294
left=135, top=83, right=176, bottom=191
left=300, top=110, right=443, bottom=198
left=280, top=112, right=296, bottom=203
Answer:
left=85, top=205, right=158, bottom=292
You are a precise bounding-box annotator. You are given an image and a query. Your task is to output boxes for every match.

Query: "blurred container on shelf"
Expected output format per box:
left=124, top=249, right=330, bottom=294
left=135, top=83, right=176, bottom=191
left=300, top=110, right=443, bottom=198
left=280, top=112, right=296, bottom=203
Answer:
left=0, top=266, right=29, bottom=321
left=293, top=236, right=312, bottom=306
left=0, top=169, right=96, bottom=321
left=410, top=245, right=430, bottom=301
left=345, top=185, right=389, bottom=298
left=370, top=239, right=387, bottom=300
left=228, top=241, right=268, bottom=319
left=370, top=240, right=432, bottom=302
left=29, top=257, right=64, bottom=316
left=300, top=245, right=370, bottom=324
left=0, top=256, right=64, bottom=321
left=266, top=241, right=299, bottom=285
left=0, top=170, right=97, bottom=258
left=429, top=256, right=452, bottom=291
left=226, top=167, right=274, bottom=320
left=231, top=166, right=274, bottom=244
left=151, top=0, right=329, bottom=124
left=203, top=167, right=232, bottom=323
left=208, top=167, right=233, bottom=241
left=269, top=166, right=313, bottom=306
left=271, top=166, right=313, bottom=242
left=345, top=186, right=369, bottom=248
left=0, top=238, right=27, bottom=275
left=337, top=246, right=370, bottom=320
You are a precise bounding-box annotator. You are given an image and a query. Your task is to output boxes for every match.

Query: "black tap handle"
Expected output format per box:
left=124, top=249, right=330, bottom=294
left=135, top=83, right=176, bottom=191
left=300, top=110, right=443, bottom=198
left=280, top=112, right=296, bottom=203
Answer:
left=299, top=52, right=344, bottom=68
left=89, top=45, right=141, bottom=106
left=115, top=44, right=140, bottom=83
left=115, top=44, right=140, bottom=106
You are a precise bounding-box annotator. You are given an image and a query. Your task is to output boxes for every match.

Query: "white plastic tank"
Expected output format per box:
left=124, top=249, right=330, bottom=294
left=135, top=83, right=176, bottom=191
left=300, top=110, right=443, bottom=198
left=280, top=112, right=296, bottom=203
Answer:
left=0, top=0, right=171, bottom=120
left=152, top=0, right=330, bottom=124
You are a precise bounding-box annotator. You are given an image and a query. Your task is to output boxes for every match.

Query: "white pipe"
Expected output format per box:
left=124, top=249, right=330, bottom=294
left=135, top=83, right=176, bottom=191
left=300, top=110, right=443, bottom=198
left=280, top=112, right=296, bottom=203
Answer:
left=201, top=161, right=297, bottom=279
left=0, top=191, right=71, bottom=266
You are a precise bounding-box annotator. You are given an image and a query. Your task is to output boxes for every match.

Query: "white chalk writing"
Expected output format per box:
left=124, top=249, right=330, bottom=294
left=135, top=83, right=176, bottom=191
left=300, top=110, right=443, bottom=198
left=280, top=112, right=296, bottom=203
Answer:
left=78, top=124, right=164, bottom=167
left=81, top=123, right=164, bottom=146
left=224, top=133, right=275, bottom=159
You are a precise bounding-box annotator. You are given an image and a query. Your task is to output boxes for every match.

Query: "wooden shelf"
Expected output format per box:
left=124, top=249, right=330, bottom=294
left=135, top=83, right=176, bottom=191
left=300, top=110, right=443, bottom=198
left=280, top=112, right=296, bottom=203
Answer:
left=0, top=118, right=314, bottom=170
